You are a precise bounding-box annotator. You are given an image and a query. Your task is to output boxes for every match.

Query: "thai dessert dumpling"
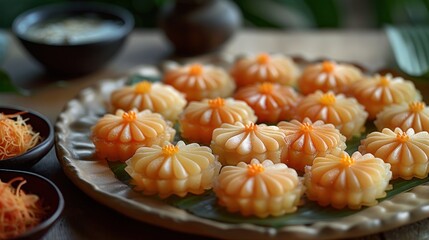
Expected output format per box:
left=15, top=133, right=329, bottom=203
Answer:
left=298, top=60, right=362, bottom=95
left=278, top=118, right=346, bottom=173
left=163, top=63, right=236, bottom=101
left=359, top=128, right=429, bottom=180
left=294, top=91, right=368, bottom=139
left=91, top=109, right=175, bottom=162
left=234, top=82, right=302, bottom=123
left=179, top=97, right=257, bottom=145
left=125, top=141, right=221, bottom=198
left=214, top=159, right=305, bottom=218
left=230, top=53, right=299, bottom=87
left=304, top=150, right=392, bottom=209
left=110, top=81, right=187, bottom=122
left=374, top=101, right=429, bottom=132
left=348, top=74, right=421, bottom=119
left=210, top=122, right=286, bottom=165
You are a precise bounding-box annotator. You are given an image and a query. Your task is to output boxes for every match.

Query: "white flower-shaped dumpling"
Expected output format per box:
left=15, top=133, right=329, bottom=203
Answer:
left=295, top=91, right=368, bottom=139
left=230, top=53, right=299, bottom=87
left=214, top=159, right=305, bottom=218
left=298, top=60, right=362, bottom=95
left=349, top=74, right=421, bottom=119
left=359, top=128, right=429, bottom=180
left=304, top=150, right=392, bottom=209
left=91, top=109, right=175, bottom=162
left=375, top=101, right=429, bottom=132
left=278, top=118, right=346, bottom=172
left=125, top=141, right=221, bottom=198
left=211, top=122, right=286, bottom=165
left=163, top=63, right=236, bottom=101
left=179, top=98, right=257, bottom=145
left=110, top=81, right=187, bottom=121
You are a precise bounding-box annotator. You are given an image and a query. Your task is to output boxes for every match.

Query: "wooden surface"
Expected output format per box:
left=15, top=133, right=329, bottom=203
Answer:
left=1, top=29, right=428, bottom=240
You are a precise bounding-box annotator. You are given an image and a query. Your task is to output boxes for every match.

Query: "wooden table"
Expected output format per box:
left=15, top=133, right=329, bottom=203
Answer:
left=1, top=29, right=428, bottom=240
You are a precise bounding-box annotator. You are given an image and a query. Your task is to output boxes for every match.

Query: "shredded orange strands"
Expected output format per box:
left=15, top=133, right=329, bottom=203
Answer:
left=0, top=112, right=41, bottom=160
left=0, top=177, right=44, bottom=239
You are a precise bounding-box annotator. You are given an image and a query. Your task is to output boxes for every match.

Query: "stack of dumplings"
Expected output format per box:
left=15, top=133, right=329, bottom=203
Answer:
left=88, top=54, right=429, bottom=219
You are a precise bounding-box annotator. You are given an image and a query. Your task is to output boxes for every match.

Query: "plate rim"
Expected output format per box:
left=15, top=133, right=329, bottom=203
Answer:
left=54, top=60, right=429, bottom=240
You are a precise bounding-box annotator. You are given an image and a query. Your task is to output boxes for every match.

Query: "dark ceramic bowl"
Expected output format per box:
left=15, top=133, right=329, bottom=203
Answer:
left=12, top=2, right=134, bottom=76
left=0, top=106, right=54, bottom=169
left=0, top=169, right=64, bottom=240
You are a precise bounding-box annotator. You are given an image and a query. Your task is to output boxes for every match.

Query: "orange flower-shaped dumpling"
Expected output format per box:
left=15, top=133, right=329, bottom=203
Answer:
left=348, top=74, right=421, bottom=119
left=91, top=109, right=175, bottom=162
left=359, top=128, right=429, bottom=180
left=295, top=91, right=368, bottom=139
left=298, top=60, right=362, bottom=95
left=278, top=118, right=346, bottom=172
left=125, top=141, right=221, bottom=198
left=375, top=101, right=429, bottom=132
left=163, top=63, right=236, bottom=102
left=230, top=53, right=299, bottom=87
left=110, top=81, right=186, bottom=121
left=234, top=82, right=302, bottom=123
left=214, top=159, right=305, bottom=218
left=304, top=150, right=392, bottom=209
left=179, top=98, right=257, bottom=145
left=210, top=122, right=286, bottom=165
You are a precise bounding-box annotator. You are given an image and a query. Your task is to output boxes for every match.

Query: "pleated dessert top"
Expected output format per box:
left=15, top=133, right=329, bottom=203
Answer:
left=163, top=63, right=236, bottom=101
left=359, top=128, right=429, bottom=179
left=298, top=60, right=362, bottom=95
left=294, top=91, right=368, bottom=139
left=234, top=82, right=302, bottom=122
left=305, top=150, right=392, bottom=209
left=349, top=74, right=421, bottom=119
left=110, top=81, right=187, bottom=121
left=125, top=141, right=220, bottom=197
left=210, top=122, right=286, bottom=165
left=91, top=109, right=174, bottom=144
left=279, top=118, right=346, bottom=154
left=91, top=109, right=175, bottom=161
left=215, top=159, right=304, bottom=215
left=375, top=101, right=429, bottom=132
left=179, top=98, right=257, bottom=144
left=230, top=53, right=299, bottom=87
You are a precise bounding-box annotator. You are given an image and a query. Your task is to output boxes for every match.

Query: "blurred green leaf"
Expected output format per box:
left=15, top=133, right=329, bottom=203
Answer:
left=0, top=69, right=19, bottom=93
left=127, top=74, right=161, bottom=85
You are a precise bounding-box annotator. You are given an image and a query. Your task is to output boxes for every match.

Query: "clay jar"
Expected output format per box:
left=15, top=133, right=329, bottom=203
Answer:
left=159, top=0, right=241, bottom=56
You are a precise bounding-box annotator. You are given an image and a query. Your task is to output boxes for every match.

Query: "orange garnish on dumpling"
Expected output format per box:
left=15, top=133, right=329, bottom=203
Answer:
left=294, top=91, right=368, bottom=139
left=125, top=141, right=221, bottom=198
left=110, top=81, right=186, bottom=121
left=91, top=109, right=175, bottom=162
left=230, top=53, right=299, bottom=87
left=298, top=60, right=362, bottom=95
left=374, top=101, right=429, bottom=132
left=214, top=159, right=305, bottom=218
left=163, top=63, right=235, bottom=101
left=359, top=128, right=429, bottom=180
left=348, top=74, right=421, bottom=119
left=278, top=118, right=346, bottom=172
left=234, top=82, right=302, bottom=123
left=210, top=122, right=286, bottom=165
left=304, top=150, right=392, bottom=209
left=179, top=98, right=257, bottom=145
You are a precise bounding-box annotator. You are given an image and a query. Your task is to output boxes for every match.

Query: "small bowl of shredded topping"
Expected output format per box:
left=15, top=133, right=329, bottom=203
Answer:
left=0, top=106, right=54, bottom=169
left=0, top=169, right=64, bottom=239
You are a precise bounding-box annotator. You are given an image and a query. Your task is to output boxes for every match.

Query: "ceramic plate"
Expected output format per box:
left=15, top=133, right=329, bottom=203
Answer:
left=55, top=60, right=429, bottom=239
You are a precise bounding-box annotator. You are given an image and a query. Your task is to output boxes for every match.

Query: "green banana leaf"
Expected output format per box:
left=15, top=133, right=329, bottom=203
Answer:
left=108, top=119, right=429, bottom=227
